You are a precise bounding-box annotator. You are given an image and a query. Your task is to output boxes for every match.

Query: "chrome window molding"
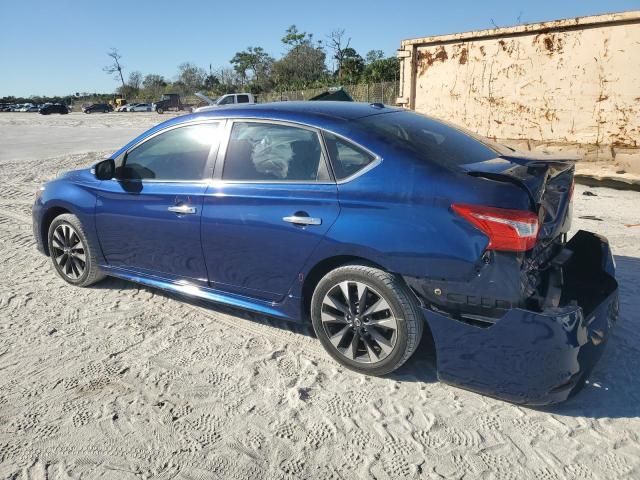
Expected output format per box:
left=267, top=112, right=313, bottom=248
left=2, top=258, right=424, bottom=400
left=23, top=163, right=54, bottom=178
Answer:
left=119, top=119, right=225, bottom=183
left=318, top=129, right=383, bottom=185
left=116, top=115, right=383, bottom=186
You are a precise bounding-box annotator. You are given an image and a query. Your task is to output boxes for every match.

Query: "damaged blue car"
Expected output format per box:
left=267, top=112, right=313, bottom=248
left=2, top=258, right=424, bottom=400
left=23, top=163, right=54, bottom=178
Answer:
left=32, top=102, right=618, bottom=405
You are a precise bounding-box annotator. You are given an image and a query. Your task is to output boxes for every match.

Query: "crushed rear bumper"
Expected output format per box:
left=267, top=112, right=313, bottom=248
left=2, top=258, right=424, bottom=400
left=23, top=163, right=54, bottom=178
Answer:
left=420, top=230, right=618, bottom=405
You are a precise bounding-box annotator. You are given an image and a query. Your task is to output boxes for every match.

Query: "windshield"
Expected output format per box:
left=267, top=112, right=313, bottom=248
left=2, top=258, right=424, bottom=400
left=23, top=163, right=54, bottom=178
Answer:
left=357, top=111, right=513, bottom=168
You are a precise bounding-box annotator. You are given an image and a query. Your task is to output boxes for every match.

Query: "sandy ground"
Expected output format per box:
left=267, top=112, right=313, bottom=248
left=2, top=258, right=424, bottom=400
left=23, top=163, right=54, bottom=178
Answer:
left=0, top=112, right=639, bottom=479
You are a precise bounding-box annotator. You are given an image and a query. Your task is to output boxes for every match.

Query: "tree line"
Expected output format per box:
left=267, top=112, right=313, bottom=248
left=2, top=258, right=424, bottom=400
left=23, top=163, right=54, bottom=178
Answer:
left=107, top=25, right=399, bottom=101
left=2, top=25, right=399, bottom=105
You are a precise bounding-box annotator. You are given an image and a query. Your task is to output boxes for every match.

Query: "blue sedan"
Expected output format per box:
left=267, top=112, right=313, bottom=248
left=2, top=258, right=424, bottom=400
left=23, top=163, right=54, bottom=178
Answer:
left=32, top=102, right=618, bottom=405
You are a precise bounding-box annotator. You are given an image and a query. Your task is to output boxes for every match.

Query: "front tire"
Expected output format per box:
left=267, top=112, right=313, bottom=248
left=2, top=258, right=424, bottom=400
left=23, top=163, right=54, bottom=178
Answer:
left=156, top=107, right=164, bottom=114
left=311, top=264, right=423, bottom=376
left=47, top=214, right=105, bottom=287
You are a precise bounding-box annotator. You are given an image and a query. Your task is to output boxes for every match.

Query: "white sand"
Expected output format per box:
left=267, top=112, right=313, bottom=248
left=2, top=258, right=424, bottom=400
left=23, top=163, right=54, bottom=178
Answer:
left=0, top=112, right=639, bottom=479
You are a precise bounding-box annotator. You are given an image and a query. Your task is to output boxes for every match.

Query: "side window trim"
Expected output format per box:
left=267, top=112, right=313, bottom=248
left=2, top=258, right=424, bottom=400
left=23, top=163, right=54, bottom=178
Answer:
left=119, top=119, right=225, bottom=183
left=213, top=118, right=336, bottom=184
left=320, top=130, right=382, bottom=184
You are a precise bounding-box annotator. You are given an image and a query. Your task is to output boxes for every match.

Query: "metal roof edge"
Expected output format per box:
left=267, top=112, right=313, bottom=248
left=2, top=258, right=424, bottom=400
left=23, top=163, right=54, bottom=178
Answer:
left=400, top=10, right=640, bottom=48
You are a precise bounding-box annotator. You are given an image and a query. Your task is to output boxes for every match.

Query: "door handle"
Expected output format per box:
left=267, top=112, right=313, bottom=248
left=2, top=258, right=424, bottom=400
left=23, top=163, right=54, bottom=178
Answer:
left=168, top=205, right=197, bottom=215
left=282, top=215, right=322, bottom=226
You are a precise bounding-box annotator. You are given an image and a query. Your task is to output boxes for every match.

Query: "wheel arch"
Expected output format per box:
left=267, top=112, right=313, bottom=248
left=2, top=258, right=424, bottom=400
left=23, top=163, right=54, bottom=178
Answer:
left=40, top=205, right=72, bottom=256
left=301, top=255, right=386, bottom=321
left=300, top=254, right=434, bottom=354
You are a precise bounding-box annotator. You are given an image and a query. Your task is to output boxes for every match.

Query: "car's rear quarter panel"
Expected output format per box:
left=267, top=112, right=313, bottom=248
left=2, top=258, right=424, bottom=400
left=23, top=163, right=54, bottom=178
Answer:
left=301, top=140, right=525, bottom=286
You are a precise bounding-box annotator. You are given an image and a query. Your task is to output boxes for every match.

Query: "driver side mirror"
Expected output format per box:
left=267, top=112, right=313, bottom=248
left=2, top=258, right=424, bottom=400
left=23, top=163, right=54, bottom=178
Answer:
left=93, top=159, right=115, bottom=180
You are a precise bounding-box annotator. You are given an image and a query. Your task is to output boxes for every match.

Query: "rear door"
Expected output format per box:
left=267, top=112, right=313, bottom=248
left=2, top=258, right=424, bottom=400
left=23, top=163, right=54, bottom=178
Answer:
left=95, top=121, right=223, bottom=283
left=201, top=120, right=339, bottom=302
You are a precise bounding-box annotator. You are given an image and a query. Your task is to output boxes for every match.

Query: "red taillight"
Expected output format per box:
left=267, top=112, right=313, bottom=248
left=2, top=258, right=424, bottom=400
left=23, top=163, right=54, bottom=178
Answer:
left=452, top=203, right=539, bottom=252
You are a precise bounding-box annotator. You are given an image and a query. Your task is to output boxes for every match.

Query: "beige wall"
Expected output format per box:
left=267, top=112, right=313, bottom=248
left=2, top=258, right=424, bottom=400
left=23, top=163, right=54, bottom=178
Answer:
left=397, top=12, right=640, bottom=157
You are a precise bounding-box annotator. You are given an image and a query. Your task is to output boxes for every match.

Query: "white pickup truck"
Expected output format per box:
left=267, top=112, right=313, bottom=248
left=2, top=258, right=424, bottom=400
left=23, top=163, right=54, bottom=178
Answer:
left=193, top=92, right=256, bottom=112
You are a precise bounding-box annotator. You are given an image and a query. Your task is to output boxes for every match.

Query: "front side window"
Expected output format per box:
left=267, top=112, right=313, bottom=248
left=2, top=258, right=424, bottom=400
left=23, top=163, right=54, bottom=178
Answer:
left=218, top=95, right=235, bottom=105
left=222, top=122, right=330, bottom=182
left=120, top=123, right=221, bottom=181
left=323, top=132, right=375, bottom=180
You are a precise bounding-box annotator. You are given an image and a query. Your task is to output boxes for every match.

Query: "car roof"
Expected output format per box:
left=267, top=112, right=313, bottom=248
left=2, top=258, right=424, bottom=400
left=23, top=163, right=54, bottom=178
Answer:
left=190, top=101, right=403, bottom=122
left=114, top=101, right=404, bottom=158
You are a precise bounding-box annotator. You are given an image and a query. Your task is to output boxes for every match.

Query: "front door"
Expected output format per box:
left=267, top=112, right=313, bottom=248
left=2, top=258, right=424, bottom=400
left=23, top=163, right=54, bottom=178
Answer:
left=201, top=120, right=340, bottom=301
left=95, top=122, right=223, bottom=283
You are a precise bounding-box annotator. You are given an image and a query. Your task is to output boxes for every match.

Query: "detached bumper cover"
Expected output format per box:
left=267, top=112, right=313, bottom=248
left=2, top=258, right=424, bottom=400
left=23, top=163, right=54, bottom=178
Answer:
left=421, top=230, right=618, bottom=405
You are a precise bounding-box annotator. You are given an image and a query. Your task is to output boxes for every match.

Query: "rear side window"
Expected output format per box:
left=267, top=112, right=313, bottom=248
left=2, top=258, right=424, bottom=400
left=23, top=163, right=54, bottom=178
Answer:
left=121, top=123, right=221, bottom=181
left=237, top=95, right=250, bottom=103
left=323, top=132, right=375, bottom=180
left=357, top=111, right=498, bottom=168
left=222, top=122, right=330, bottom=182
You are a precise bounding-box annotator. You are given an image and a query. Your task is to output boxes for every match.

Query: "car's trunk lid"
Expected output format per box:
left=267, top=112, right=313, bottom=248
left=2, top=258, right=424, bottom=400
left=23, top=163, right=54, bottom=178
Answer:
left=460, top=152, right=576, bottom=244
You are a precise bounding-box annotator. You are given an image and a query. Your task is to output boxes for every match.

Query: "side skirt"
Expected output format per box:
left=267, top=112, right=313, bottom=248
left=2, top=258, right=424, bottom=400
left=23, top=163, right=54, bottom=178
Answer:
left=99, top=265, right=302, bottom=322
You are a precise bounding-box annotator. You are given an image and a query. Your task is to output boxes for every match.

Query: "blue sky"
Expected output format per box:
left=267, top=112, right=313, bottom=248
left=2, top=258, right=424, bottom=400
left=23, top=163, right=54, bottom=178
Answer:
left=1, top=0, right=637, bottom=96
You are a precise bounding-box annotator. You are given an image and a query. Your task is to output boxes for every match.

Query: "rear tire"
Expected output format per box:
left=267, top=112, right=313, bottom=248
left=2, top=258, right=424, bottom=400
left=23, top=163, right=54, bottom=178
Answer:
left=47, top=213, right=105, bottom=287
left=311, top=264, right=423, bottom=376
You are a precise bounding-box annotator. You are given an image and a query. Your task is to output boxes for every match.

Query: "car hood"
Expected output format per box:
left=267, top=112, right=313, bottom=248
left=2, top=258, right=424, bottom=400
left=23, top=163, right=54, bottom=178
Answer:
left=195, top=92, right=217, bottom=105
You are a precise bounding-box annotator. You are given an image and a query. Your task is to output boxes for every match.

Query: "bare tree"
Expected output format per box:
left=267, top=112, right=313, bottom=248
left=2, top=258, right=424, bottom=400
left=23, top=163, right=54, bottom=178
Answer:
left=327, top=29, right=351, bottom=78
left=103, top=48, right=127, bottom=93
left=127, top=71, right=143, bottom=97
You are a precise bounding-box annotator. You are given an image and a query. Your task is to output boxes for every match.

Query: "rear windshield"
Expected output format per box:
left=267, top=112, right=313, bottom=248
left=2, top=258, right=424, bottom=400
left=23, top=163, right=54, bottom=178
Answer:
left=357, top=111, right=510, bottom=167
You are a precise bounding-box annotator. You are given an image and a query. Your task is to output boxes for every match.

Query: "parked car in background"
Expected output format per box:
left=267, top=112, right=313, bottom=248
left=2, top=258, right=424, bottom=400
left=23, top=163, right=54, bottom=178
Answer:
left=128, top=103, right=152, bottom=112
left=39, top=104, right=69, bottom=115
left=115, top=104, right=130, bottom=112
left=32, top=102, right=618, bottom=406
left=152, top=93, right=196, bottom=114
left=193, top=92, right=255, bottom=113
left=82, top=103, right=112, bottom=114
left=17, top=104, right=37, bottom=112
left=121, top=103, right=140, bottom=112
